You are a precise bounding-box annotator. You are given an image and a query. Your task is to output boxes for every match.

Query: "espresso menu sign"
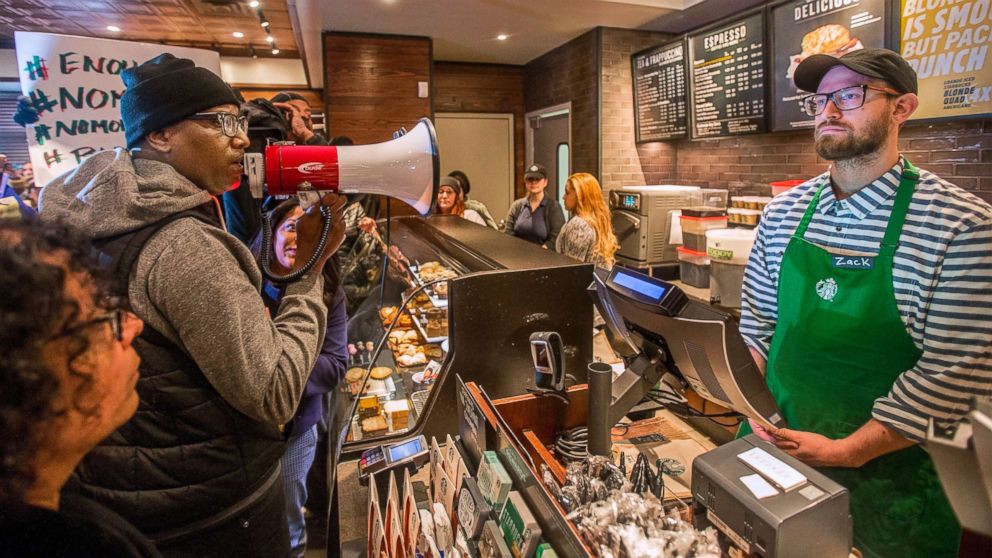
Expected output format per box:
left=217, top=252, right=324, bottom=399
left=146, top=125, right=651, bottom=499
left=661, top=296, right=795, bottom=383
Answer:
left=771, top=0, right=888, bottom=131
left=689, top=13, right=767, bottom=138
left=632, top=40, right=688, bottom=142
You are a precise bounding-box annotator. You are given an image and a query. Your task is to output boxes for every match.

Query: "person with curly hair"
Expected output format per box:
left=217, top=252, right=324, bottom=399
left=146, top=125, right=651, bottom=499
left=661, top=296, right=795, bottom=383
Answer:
left=556, top=173, right=618, bottom=268
left=0, top=219, right=157, bottom=557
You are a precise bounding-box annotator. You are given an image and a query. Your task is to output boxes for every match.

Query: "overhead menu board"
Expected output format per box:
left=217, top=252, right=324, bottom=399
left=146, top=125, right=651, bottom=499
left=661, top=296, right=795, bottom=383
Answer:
left=632, top=40, right=688, bottom=142
left=770, top=0, right=889, bottom=131
left=689, top=13, right=767, bottom=138
left=900, top=0, right=992, bottom=120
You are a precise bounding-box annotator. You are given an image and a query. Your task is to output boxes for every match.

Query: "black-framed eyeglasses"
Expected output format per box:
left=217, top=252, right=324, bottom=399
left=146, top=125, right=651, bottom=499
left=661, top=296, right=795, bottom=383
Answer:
left=799, top=84, right=900, bottom=117
left=56, top=308, right=128, bottom=342
left=188, top=112, right=248, bottom=137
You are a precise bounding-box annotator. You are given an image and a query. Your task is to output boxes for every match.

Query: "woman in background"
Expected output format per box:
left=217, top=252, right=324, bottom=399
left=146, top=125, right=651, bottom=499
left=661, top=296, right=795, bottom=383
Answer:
left=437, top=177, right=486, bottom=226
left=503, top=164, right=565, bottom=249
left=447, top=170, right=496, bottom=229
left=250, top=200, right=348, bottom=558
left=557, top=172, right=618, bottom=268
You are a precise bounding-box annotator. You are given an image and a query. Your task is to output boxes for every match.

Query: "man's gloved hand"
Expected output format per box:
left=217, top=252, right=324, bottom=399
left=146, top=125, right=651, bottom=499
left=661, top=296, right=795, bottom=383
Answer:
left=292, top=192, right=347, bottom=277
left=13, top=96, right=39, bottom=127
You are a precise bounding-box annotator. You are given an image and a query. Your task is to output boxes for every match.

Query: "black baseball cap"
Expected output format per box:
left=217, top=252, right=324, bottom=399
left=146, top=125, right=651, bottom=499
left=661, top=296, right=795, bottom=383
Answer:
left=524, top=163, right=547, bottom=181
left=794, top=48, right=918, bottom=95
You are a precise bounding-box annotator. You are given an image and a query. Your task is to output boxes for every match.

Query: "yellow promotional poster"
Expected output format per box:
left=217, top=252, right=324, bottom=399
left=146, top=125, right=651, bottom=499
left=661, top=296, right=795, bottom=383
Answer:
left=900, top=0, right=992, bottom=119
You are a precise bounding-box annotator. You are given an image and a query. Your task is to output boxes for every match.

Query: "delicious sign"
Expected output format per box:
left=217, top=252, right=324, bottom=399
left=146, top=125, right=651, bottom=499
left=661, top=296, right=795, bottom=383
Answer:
left=15, top=32, right=222, bottom=187
left=771, top=0, right=888, bottom=131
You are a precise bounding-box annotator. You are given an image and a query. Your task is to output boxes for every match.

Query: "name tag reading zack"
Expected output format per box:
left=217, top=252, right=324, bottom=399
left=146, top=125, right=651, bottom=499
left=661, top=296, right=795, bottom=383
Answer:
left=832, top=255, right=874, bottom=269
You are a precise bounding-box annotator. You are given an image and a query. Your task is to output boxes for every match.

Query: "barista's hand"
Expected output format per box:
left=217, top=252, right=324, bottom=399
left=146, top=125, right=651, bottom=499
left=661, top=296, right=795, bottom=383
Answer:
left=767, top=428, right=853, bottom=468
left=292, top=192, right=347, bottom=276
left=272, top=102, right=315, bottom=144
left=748, top=418, right=777, bottom=443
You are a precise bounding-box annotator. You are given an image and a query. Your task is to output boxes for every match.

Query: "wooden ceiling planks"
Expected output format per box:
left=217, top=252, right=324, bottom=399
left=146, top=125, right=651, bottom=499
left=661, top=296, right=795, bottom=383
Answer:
left=0, top=0, right=299, bottom=58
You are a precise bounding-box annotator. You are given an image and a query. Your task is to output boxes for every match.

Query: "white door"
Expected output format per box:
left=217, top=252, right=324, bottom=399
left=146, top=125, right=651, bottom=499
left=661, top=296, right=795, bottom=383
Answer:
left=434, top=113, right=514, bottom=223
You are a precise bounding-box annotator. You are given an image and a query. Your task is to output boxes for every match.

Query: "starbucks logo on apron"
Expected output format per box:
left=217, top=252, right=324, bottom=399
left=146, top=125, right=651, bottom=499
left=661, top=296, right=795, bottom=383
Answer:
left=816, top=278, right=838, bottom=301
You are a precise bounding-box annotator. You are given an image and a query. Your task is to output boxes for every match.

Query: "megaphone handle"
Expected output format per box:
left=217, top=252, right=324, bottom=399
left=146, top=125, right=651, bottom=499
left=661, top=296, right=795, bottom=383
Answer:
left=260, top=204, right=334, bottom=284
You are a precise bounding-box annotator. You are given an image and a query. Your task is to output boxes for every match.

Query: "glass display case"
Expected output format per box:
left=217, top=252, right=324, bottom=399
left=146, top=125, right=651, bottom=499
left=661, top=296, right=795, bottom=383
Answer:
left=331, top=214, right=596, bottom=455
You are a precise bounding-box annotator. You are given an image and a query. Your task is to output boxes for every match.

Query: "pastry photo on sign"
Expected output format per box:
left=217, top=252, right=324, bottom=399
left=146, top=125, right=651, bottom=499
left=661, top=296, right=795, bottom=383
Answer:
left=786, top=24, right=863, bottom=81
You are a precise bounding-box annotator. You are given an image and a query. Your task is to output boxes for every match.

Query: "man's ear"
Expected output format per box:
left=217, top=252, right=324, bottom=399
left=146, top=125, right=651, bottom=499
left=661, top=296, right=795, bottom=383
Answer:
left=142, top=127, right=175, bottom=154
left=891, top=93, right=919, bottom=126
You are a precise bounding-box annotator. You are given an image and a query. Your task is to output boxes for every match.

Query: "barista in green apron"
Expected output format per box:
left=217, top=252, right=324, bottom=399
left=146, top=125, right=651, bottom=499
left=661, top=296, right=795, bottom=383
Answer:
left=741, top=158, right=959, bottom=557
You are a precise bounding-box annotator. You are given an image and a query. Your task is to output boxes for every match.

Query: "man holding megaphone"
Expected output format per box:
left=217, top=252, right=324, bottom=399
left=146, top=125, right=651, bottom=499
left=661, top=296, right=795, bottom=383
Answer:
left=40, top=53, right=346, bottom=558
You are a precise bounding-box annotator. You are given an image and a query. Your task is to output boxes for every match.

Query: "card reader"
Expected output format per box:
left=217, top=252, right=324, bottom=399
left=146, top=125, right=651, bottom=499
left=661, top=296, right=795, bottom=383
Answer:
left=359, top=435, right=430, bottom=483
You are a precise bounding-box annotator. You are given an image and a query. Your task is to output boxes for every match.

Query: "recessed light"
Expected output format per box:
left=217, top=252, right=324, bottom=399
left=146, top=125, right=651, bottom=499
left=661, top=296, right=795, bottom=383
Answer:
left=497, top=34, right=508, bottom=41
left=107, top=25, right=121, bottom=32
left=271, top=48, right=280, bottom=55
left=249, top=1, right=260, bottom=7
left=232, top=31, right=244, bottom=38
left=260, top=20, right=270, bottom=28
left=265, top=35, right=274, bottom=43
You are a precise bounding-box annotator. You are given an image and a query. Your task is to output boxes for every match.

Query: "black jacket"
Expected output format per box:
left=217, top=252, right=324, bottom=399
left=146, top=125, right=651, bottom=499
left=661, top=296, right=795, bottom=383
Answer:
left=68, top=208, right=285, bottom=542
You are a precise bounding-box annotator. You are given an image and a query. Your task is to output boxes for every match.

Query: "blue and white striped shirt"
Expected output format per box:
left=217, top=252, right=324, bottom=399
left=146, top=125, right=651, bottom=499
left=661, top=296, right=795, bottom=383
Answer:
left=740, top=157, right=992, bottom=442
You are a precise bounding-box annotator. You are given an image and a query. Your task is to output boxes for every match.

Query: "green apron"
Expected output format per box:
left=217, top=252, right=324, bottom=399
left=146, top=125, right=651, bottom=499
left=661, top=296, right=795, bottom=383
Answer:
left=741, top=160, right=960, bottom=557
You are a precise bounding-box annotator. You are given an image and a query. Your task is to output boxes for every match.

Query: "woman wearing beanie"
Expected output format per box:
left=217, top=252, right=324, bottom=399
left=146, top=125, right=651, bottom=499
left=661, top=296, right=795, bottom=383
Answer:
left=437, top=176, right=486, bottom=225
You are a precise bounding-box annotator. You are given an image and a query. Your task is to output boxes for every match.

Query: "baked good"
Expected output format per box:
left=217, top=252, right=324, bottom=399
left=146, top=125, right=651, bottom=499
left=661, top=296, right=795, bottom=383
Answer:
left=397, top=313, right=413, bottom=328
left=362, top=415, right=388, bottom=435
left=403, top=329, right=420, bottom=343
left=423, top=344, right=444, bottom=359
left=801, top=24, right=851, bottom=56
left=370, top=366, right=393, bottom=380
left=379, top=306, right=399, bottom=324
left=345, top=367, right=365, bottom=383
left=388, top=329, right=410, bottom=344
left=396, top=353, right=428, bottom=367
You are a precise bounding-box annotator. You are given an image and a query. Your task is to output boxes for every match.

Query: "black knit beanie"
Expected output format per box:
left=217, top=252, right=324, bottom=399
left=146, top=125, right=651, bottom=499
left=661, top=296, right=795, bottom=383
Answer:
left=270, top=91, right=306, bottom=103
left=121, top=53, right=241, bottom=149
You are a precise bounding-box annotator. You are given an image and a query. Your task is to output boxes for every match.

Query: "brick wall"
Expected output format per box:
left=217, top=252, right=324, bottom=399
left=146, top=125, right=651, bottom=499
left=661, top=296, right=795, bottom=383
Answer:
left=599, top=28, right=678, bottom=191
left=524, top=30, right=599, bottom=179
left=668, top=118, right=992, bottom=203
left=434, top=62, right=525, bottom=196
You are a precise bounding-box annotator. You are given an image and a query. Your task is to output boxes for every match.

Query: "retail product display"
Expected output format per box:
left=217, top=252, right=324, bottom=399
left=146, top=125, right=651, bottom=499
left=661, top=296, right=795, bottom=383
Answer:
left=477, top=451, right=513, bottom=513
left=540, top=456, right=718, bottom=558
left=499, top=491, right=542, bottom=557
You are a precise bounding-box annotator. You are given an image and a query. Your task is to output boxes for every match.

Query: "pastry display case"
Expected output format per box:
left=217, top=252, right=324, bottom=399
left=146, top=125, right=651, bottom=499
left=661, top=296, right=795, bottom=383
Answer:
left=332, top=214, right=596, bottom=456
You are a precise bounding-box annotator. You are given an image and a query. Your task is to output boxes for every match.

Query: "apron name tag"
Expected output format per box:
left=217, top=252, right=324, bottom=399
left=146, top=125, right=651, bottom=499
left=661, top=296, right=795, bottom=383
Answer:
left=832, top=255, right=874, bottom=269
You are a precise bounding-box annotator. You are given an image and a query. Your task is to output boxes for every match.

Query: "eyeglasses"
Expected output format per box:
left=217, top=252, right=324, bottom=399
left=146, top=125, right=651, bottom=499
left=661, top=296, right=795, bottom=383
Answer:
left=188, top=112, right=249, bottom=137
left=799, top=84, right=900, bottom=117
left=57, top=308, right=128, bottom=342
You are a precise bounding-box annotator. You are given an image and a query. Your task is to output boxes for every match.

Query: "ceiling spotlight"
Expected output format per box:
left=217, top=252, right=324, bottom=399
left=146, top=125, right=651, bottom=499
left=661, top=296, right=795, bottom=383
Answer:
left=107, top=25, right=121, bottom=32
left=271, top=48, right=280, bottom=55
left=497, top=34, right=508, bottom=41
left=260, top=20, right=270, bottom=28
left=265, top=35, right=274, bottom=43
left=249, top=1, right=260, bottom=7
left=232, top=31, right=244, bottom=38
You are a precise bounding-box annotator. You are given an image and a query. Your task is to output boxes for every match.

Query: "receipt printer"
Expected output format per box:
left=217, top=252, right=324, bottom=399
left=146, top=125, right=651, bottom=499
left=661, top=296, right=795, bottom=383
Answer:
left=692, top=435, right=852, bottom=558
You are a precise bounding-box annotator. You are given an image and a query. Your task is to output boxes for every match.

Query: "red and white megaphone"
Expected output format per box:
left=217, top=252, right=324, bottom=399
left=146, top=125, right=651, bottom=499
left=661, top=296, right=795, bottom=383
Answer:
left=243, top=117, right=439, bottom=216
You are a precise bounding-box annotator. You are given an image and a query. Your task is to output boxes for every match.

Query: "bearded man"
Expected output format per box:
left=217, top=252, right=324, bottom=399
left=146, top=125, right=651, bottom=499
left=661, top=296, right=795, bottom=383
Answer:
left=738, top=48, right=992, bottom=558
